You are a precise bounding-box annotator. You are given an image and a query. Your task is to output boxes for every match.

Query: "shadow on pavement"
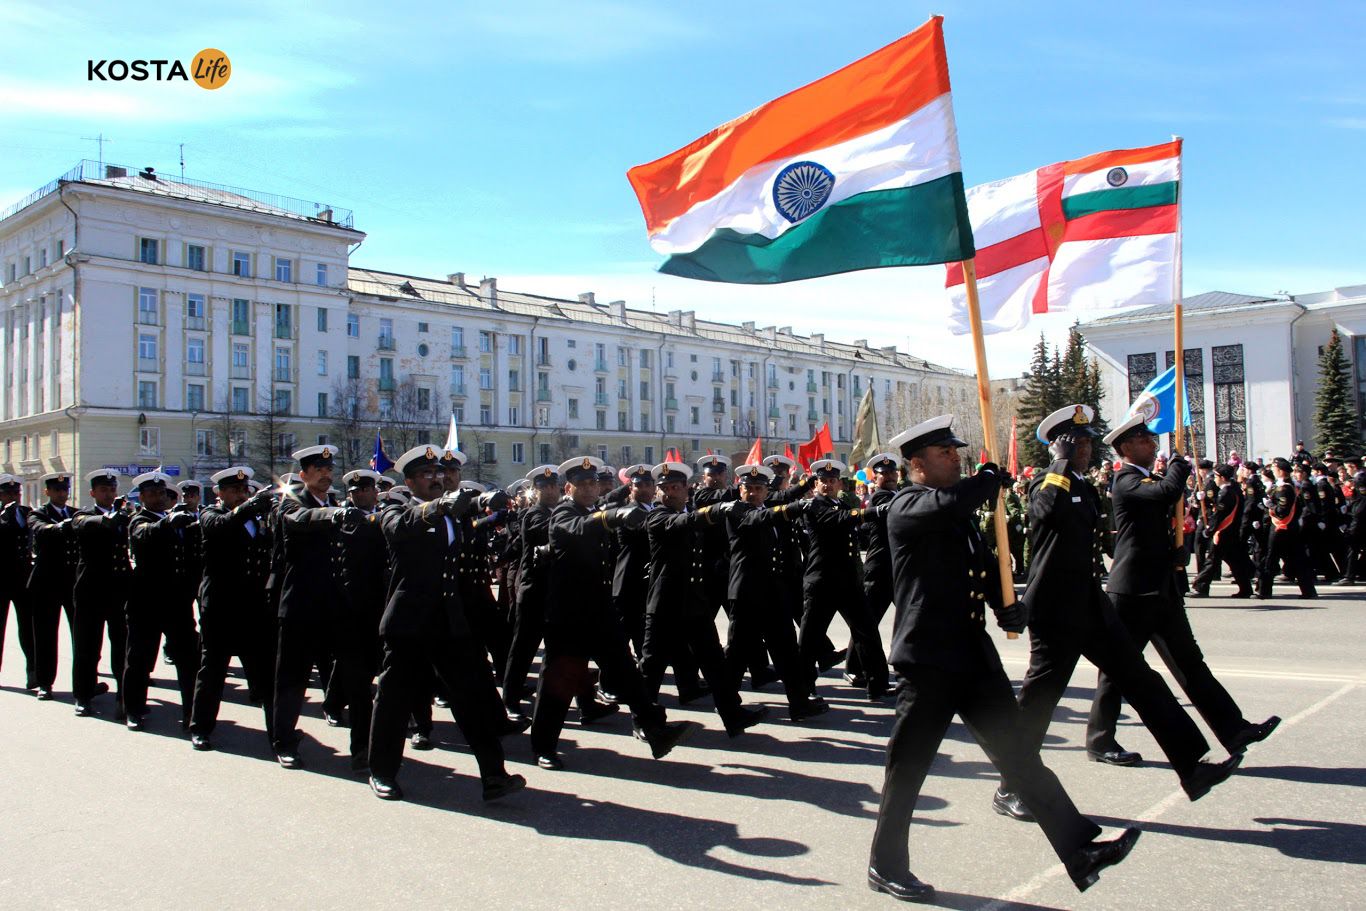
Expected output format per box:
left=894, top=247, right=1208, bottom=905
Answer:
left=1090, top=815, right=1366, bottom=865
left=1236, top=764, right=1366, bottom=788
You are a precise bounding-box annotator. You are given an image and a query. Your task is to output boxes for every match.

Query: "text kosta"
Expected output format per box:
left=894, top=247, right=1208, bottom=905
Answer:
left=88, top=59, right=193, bottom=81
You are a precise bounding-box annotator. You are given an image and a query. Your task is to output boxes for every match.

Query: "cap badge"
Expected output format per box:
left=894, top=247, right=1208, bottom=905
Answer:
left=1072, top=406, right=1089, bottom=425
left=582, top=458, right=592, bottom=469
left=235, top=469, right=246, bottom=480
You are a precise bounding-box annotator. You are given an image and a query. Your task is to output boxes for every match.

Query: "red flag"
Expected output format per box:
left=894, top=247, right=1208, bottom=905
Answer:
left=784, top=442, right=796, bottom=462
left=744, top=437, right=763, bottom=466
left=706, top=447, right=714, bottom=455
left=979, top=448, right=988, bottom=467
left=797, top=424, right=833, bottom=469
left=1007, top=416, right=1018, bottom=476
left=665, top=447, right=680, bottom=463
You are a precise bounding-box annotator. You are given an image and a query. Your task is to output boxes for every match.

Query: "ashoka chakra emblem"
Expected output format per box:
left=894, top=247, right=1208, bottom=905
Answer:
left=1106, top=167, right=1129, bottom=187
left=773, top=161, right=835, bottom=223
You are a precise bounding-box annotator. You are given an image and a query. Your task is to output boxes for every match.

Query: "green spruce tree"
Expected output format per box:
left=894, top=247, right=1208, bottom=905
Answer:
left=1314, top=329, right=1361, bottom=454
left=1017, top=334, right=1061, bottom=468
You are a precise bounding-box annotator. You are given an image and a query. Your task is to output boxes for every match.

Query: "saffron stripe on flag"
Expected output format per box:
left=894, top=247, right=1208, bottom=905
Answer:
left=1061, top=140, right=1182, bottom=176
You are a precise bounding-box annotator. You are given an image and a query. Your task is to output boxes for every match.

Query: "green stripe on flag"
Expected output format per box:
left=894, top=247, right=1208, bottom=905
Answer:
left=1062, top=182, right=1179, bottom=220
left=658, top=174, right=974, bottom=284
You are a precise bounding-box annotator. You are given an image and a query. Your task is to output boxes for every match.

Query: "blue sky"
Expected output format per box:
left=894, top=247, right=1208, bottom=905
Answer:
left=3, top=0, right=1362, bottom=374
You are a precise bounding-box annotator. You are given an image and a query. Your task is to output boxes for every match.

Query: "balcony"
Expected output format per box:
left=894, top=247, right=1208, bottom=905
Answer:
left=806, top=381, right=818, bottom=393
left=451, top=345, right=467, bottom=358
left=231, top=320, right=250, bottom=336
left=450, top=383, right=466, bottom=396
left=807, top=409, right=820, bottom=421
left=594, top=359, right=609, bottom=373
left=537, top=389, right=553, bottom=402
left=665, top=397, right=678, bottom=410
left=379, top=376, right=396, bottom=392
left=595, top=392, right=609, bottom=406
left=137, top=357, right=159, bottom=373
left=185, top=361, right=206, bottom=376
left=537, top=354, right=552, bottom=367
left=768, top=406, right=780, bottom=419
left=186, top=316, right=206, bottom=330
left=230, top=364, right=251, bottom=379
left=273, top=323, right=292, bottom=340
left=273, top=366, right=296, bottom=383
left=711, top=371, right=725, bottom=383
left=766, top=377, right=779, bottom=389
left=712, top=400, right=725, bottom=413
left=377, top=335, right=396, bottom=351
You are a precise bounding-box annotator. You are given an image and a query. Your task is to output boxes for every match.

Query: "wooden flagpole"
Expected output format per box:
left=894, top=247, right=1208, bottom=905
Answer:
left=960, top=258, right=1019, bottom=638
left=1171, top=135, right=1187, bottom=548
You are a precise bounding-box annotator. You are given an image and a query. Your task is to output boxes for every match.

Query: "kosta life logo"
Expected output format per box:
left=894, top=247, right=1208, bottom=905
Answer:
left=87, top=48, right=231, bottom=90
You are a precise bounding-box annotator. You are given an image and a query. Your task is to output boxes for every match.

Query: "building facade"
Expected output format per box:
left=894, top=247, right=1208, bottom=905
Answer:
left=1080, top=287, right=1366, bottom=463
left=1, top=160, right=986, bottom=501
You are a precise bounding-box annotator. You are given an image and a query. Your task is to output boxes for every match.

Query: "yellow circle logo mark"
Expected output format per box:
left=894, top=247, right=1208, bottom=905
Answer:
left=191, top=49, right=231, bottom=90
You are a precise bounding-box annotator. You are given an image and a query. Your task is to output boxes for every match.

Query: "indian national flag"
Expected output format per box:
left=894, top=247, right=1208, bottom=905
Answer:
left=627, top=17, right=974, bottom=284
left=945, top=139, right=1181, bottom=334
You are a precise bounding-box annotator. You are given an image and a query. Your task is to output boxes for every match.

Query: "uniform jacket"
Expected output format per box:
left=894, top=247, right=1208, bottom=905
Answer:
left=611, top=504, right=653, bottom=604
left=1022, top=459, right=1107, bottom=627
left=1106, top=459, right=1191, bottom=597
left=338, top=505, right=389, bottom=630
left=28, top=503, right=78, bottom=590
left=515, top=503, right=554, bottom=604
left=0, top=501, right=33, bottom=585
left=377, top=498, right=470, bottom=640
left=128, top=507, right=196, bottom=590
left=885, top=471, right=1004, bottom=672
left=71, top=505, right=132, bottom=591
left=645, top=505, right=709, bottom=619
left=1208, top=483, right=1243, bottom=545
left=275, top=490, right=345, bottom=620
left=861, top=486, right=898, bottom=586
left=723, top=501, right=796, bottom=604
left=197, top=501, right=274, bottom=634
left=802, top=493, right=868, bottom=595
left=546, top=499, right=616, bottom=633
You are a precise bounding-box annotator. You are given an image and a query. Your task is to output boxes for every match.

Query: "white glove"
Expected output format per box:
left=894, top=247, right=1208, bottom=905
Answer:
left=1252, top=521, right=1260, bottom=530
left=1318, top=521, right=1327, bottom=530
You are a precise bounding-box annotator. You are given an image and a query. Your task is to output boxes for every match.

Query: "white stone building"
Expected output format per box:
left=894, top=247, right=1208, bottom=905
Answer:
left=1080, top=286, right=1366, bottom=463
left=1, top=159, right=988, bottom=500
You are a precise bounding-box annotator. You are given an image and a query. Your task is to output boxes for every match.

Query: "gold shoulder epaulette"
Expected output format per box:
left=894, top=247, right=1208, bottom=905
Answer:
left=1042, top=472, right=1071, bottom=492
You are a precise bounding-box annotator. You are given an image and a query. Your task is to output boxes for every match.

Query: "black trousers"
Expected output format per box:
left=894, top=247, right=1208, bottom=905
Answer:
left=189, top=618, right=276, bottom=740
left=640, top=603, right=741, bottom=716
left=30, top=580, right=75, bottom=691
left=1344, top=531, right=1366, bottom=582
left=799, top=579, right=888, bottom=694
left=529, top=616, right=665, bottom=757
left=0, top=582, right=38, bottom=688
left=726, top=596, right=811, bottom=704
left=1257, top=527, right=1317, bottom=597
left=272, top=614, right=338, bottom=753
left=503, top=589, right=546, bottom=711
left=463, top=585, right=510, bottom=679
left=369, top=628, right=506, bottom=782
left=122, top=596, right=199, bottom=720
left=1089, top=592, right=1247, bottom=753
left=870, top=660, right=1101, bottom=877
left=1012, top=604, right=1208, bottom=779
left=846, top=571, right=893, bottom=686
left=1194, top=534, right=1255, bottom=593
left=72, top=580, right=128, bottom=703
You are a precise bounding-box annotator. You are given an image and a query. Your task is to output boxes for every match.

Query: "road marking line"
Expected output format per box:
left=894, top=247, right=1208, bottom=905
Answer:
left=975, top=681, right=1359, bottom=911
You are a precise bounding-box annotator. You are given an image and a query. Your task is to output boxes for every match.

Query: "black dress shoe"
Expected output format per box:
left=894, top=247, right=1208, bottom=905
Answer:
left=482, top=772, right=527, bottom=801
left=536, top=754, right=565, bottom=770
left=501, top=712, right=533, bottom=736
left=1181, top=753, right=1242, bottom=801
left=722, top=705, right=769, bottom=737
left=842, top=671, right=867, bottom=688
left=636, top=720, right=697, bottom=759
left=410, top=731, right=434, bottom=750
left=369, top=776, right=403, bottom=800
left=433, top=695, right=451, bottom=708
left=190, top=734, right=213, bottom=751
left=817, top=648, right=848, bottom=671
left=595, top=685, right=620, bottom=705
left=73, top=702, right=92, bottom=717
left=351, top=751, right=370, bottom=771
left=867, top=866, right=935, bottom=902
left=1087, top=748, right=1143, bottom=766
left=1065, top=827, right=1141, bottom=892
left=789, top=696, right=830, bottom=722
left=125, top=714, right=144, bottom=732
left=579, top=700, right=620, bottom=724
left=1188, top=589, right=1209, bottom=599
left=749, top=666, right=779, bottom=691
left=93, top=681, right=110, bottom=697
left=1227, top=715, right=1281, bottom=754
left=323, top=709, right=348, bottom=728
left=34, top=687, right=53, bottom=701
left=1231, top=589, right=1253, bottom=599
left=276, top=751, right=305, bottom=770
left=677, top=683, right=712, bottom=705
left=991, top=787, right=1036, bottom=822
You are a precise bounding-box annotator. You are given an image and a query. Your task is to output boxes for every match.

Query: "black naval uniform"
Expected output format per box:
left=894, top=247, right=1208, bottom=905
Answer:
left=870, top=469, right=1101, bottom=879
left=331, top=503, right=389, bottom=760
left=272, top=489, right=347, bottom=757
left=1008, top=460, right=1209, bottom=786
left=1193, top=481, right=1254, bottom=595
left=368, top=495, right=507, bottom=784
left=27, top=502, right=79, bottom=693
left=503, top=501, right=555, bottom=712
left=458, top=509, right=511, bottom=677
left=70, top=505, right=132, bottom=707
left=0, top=500, right=37, bottom=688
left=846, top=484, right=896, bottom=685
left=798, top=494, right=889, bottom=697
left=1255, top=479, right=1317, bottom=598
left=1090, top=459, right=1256, bottom=754
left=122, top=506, right=201, bottom=722
left=189, top=497, right=277, bottom=742
left=1345, top=484, right=1366, bottom=583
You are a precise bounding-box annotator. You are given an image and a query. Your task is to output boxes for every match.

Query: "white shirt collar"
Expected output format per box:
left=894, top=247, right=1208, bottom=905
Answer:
left=1122, top=461, right=1151, bottom=478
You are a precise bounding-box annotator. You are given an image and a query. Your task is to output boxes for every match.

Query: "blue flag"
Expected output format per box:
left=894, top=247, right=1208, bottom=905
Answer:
left=1127, top=365, right=1192, bottom=435
left=370, top=431, right=394, bottom=474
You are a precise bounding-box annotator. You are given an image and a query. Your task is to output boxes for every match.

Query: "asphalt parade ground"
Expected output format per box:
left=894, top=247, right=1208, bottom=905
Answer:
left=2, top=581, right=1363, bottom=911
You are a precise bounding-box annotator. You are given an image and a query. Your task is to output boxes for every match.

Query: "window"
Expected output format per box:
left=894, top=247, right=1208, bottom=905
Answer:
left=594, top=343, right=606, bottom=367
left=639, top=350, right=650, bottom=369
left=138, top=381, right=158, bottom=408
left=379, top=358, right=394, bottom=385
left=453, top=405, right=465, bottom=423
left=1164, top=348, right=1205, bottom=442
left=232, top=251, right=251, bottom=277
left=274, top=347, right=292, bottom=382
left=508, top=369, right=520, bottom=391
left=506, top=335, right=522, bottom=356
left=274, top=304, right=292, bottom=339
left=451, top=364, right=466, bottom=392
left=231, top=387, right=249, bottom=413
left=789, top=414, right=798, bottom=431
left=618, top=378, right=628, bottom=400
left=621, top=445, right=632, bottom=465
left=452, top=326, right=465, bottom=353
left=138, top=333, right=158, bottom=362
left=640, top=413, right=650, bottom=432
left=186, top=337, right=205, bottom=374
left=347, top=355, right=360, bottom=379
left=195, top=429, right=214, bottom=456
left=567, top=339, right=576, bottom=349
left=595, top=411, right=606, bottom=430
left=231, top=298, right=250, bottom=335
left=276, top=433, right=296, bottom=457
left=316, top=350, right=328, bottom=375
left=598, top=445, right=609, bottom=463
left=1211, top=345, right=1246, bottom=461
left=537, top=336, right=550, bottom=366
left=480, top=368, right=493, bottom=390
left=186, top=244, right=206, bottom=271
left=138, top=426, right=160, bottom=455
left=186, top=383, right=205, bottom=412
left=618, top=346, right=628, bottom=367
left=483, top=442, right=497, bottom=464
left=139, top=237, right=159, bottom=265
left=232, top=342, right=250, bottom=378
left=666, top=351, right=674, bottom=368
left=39, top=248, right=47, bottom=269
left=536, top=406, right=549, bottom=427
left=186, top=293, right=206, bottom=329
left=275, top=258, right=292, bottom=282
left=690, top=406, right=699, bottom=425
left=418, top=387, right=431, bottom=411
left=138, top=287, right=158, bottom=324
left=479, top=331, right=494, bottom=353
left=640, top=381, right=650, bottom=400
left=316, top=263, right=328, bottom=286
left=479, top=405, right=492, bottom=425
left=644, top=446, right=654, bottom=463
left=539, top=443, right=551, bottom=464
left=229, top=430, right=247, bottom=457
left=713, top=418, right=722, bottom=435
left=5, top=263, right=14, bottom=283
left=347, top=313, right=360, bottom=338
left=568, top=398, right=579, bottom=419
left=317, top=392, right=329, bottom=416
left=316, top=308, right=328, bottom=332
left=56, top=239, right=64, bottom=258
left=508, top=405, right=519, bottom=424
left=273, top=388, right=292, bottom=414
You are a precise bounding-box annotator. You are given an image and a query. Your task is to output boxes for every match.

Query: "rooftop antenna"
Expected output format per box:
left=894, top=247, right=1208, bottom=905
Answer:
left=179, top=142, right=185, bottom=179
left=81, top=132, right=109, bottom=170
